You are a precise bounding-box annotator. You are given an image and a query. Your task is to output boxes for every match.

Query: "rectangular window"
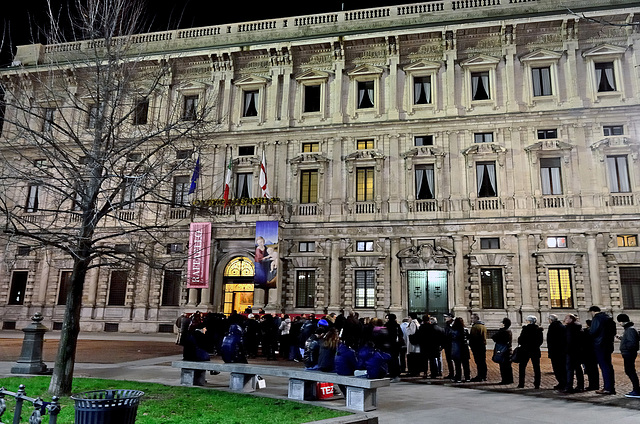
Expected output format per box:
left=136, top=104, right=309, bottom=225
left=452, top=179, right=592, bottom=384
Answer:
left=413, top=76, right=431, bottom=104
left=354, top=270, right=376, bottom=308
left=243, top=90, right=259, bottom=117
left=540, top=157, right=563, bottom=195
left=595, top=62, right=616, bottom=92
left=607, top=155, right=631, bottom=193
left=172, top=176, right=190, bottom=207
left=25, top=185, right=40, bottom=212
left=238, top=146, right=255, bottom=156
left=16, top=246, right=31, bottom=256
left=618, top=235, right=638, bottom=247
left=108, top=270, right=128, bottom=306
left=300, top=170, right=318, bottom=204
left=114, top=244, right=130, bottom=254
left=549, top=268, right=573, bottom=308
left=126, top=152, right=141, bottom=162
left=304, top=84, right=321, bottom=113
left=57, top=270, right=72, bottom=306
left=414, top=135, right=433, bottom=146
left=356, top=241, right=374, bottom=252
left=621, top=267, right=640, bottom=309
left=34, top=159, right=48, bottom=168
left=166, top=243, right=184, bottom=254
left=356, top=167, right=374, bottom=202
left=161, top=270, right=182, bottom=306
left=537, top=129, right=558, bottom=139
left=122, top=177, right=137, bottom=210
left=42, top=107, right=55, bottom=133
left=176, top=149, right=192, bottom=160
left=480, top=238, right=500, bottom=249
left=474, top=133, right=493, bottom=143
left=296, top=270, right=315, bottom=308
left=182, top=95, right=198, bottom=121
left=532, top=67, right=552, bottom=96
left=357, top=81, right=375, bottom=109
left=480, top=268, right=504, bottom=309
left=8, top=271, right=28, bottom=305
left=133, top=99, right=149, bottom=125
left=471, top=71, right=490, bottom=100
left=415, top=165, right=435, bottom=200
left=603, top=125, right=624, bottom=136
left=357, top=139, right=374, bottom=150
left=476, top=162, right=497, bottom=198
left=236, top=173, right=252, bottom=198
left=546, top=236, right=567, bottom=248
left=299, top=241, right=316, bottom=252
left=302, top=142, right=319, bottom=153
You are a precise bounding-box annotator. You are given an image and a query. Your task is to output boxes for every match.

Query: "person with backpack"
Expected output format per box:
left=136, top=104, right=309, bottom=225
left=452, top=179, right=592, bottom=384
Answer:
left=616, top=313, right=640, bottom=398
left=589, top=305, right=616, bottom=394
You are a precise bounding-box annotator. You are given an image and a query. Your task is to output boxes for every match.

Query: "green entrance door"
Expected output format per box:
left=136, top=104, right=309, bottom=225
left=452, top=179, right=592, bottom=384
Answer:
left=408, top=270, right=448, bottom=323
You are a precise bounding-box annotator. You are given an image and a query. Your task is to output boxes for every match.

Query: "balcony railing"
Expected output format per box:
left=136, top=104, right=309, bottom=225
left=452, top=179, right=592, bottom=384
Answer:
left=414, top=199, right=439, bottom=212
left=355, top=202, right=378, bottom=214
left=608, top=193, right=635, bottom=207
left=536, top=195, right=567, bottom=209
left=473, top=198, right=503, bottom=210
left=169, top=208, right=189, bottom=220
left=296, top=204, right=318, bottom=216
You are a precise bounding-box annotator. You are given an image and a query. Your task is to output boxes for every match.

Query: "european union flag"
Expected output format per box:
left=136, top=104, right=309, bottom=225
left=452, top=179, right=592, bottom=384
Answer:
left=188, top=156, right=200, bottom=194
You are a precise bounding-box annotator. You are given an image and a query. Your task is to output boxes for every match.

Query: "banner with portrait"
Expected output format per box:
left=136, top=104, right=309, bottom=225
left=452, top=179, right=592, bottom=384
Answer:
left=254, top=221, right=279, bottom=288
left=187, top=222, right=211, bottom=289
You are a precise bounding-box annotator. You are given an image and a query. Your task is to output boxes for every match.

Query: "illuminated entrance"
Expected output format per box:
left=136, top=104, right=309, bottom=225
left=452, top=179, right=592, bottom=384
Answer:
left=408, top=270, right=448, bottom=323
left=223, top=257, right=255, bottom=314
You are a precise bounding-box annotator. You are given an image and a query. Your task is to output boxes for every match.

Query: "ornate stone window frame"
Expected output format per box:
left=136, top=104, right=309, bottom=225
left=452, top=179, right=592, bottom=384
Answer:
left=175, top=81, right=208, bottom=122
left=402, top=60, right=442, bottom=115
left=524, top=138, right=574, bottom=198
left=582, top=44, right=626, bottom=103
left=347, top=64, right=384, bottom=119
left=460, top=55, right=500, bottom=111
left=591, top=135, right=638, bottom=198
left=288, top=148, right=330, bottom=212
left=402, top=145, right=445, bottom=204
left=294, top=69, right=330, bottom=122
left=519, top=49, right=562, bottom=107
left=234, top=75, right=270, bottom=126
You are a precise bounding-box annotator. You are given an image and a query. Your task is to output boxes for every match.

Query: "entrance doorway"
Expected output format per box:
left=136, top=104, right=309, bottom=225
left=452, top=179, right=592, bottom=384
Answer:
left=223, top=257, right=255, bottom=314
left=408, top=270, right=448, bottom=324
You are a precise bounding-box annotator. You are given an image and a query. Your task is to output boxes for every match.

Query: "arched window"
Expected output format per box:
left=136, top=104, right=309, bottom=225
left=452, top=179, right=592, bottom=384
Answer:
left=224, top=257, right=255, bottom=277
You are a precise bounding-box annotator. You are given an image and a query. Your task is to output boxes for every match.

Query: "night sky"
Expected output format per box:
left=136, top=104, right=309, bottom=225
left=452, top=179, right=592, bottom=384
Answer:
left=1, top=0, right=421, bottom=67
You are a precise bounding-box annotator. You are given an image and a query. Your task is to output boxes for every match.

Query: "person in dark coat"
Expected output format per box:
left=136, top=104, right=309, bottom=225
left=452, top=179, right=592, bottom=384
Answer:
left=517, top=315, right=543, bottom=389
left=450, top=317, right=470, bottom=382
left=582, top=319, right=600, bottom=391
left=546, top=314, right=567, bottom=390
left=617, top=313, right=640, bottom=398
left=316, top=328, right=340, bottom=372
left=589, top=305, right=616, bottom=394
left=384, top=314, right=404, bottom=382
left=243, top=314, right=261, bottom=358
left=491, top=317, right=513, bottom=384
left=442, top=313, right=455, bottom=379
left=260, top=314, right=278, bottom=360
left=563, top=314, right=584, bottom=393
left=418, top=316, right=443, bottom=379
left=469, top=313, right=487, bottom=382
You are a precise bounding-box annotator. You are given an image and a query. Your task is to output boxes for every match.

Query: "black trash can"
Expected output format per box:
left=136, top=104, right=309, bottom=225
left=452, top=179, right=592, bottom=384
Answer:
left=72, top=389, right=144, bottom=424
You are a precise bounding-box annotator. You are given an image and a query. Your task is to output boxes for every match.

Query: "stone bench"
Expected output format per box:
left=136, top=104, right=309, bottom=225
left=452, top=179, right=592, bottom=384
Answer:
left=171, top=360, right=390, bottom=411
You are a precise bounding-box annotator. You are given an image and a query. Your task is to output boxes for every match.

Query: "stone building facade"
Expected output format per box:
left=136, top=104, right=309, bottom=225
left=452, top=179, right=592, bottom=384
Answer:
left=1, top=0, right=640, bottom=332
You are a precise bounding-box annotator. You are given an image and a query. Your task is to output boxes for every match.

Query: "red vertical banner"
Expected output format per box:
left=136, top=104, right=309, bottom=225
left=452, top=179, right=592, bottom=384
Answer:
left=187, top=222, right=211, bottom=289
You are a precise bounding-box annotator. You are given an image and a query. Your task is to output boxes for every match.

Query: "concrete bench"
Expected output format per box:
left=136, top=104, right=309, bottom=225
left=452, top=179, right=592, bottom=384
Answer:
left=171, top=360, right=390, bottom=411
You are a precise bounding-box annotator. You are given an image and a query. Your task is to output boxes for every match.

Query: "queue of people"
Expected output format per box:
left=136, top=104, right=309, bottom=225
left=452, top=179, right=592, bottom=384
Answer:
left=176, top=305, right=640, bottom=398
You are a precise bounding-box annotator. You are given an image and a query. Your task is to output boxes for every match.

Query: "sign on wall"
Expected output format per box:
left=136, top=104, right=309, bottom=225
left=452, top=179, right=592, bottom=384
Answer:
left=187, top=222, right=211, bottom=289
left=254, top=221, right=279, bottom=288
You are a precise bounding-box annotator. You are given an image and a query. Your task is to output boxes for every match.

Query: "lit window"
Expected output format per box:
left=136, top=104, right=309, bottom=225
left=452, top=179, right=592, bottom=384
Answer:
left=357, top=139, right=374, bottom=150
left=300, top=170, right=318, bottom=204
left=356, top=241, right=374, bottom=252
left=618, top=235, right=638, bottom=247
left=480, top=238, right=500, bottom=249
left=354, top=270, right=376, bottom=308
left=546, top=236, right=567, bottom=248
left=549, top=268, right=573, bottom=308
left=302, top=142, right=319, bottom=153
left=481, top=269, right=504, bottom=309
left=356, top=167, right=374, bottom=201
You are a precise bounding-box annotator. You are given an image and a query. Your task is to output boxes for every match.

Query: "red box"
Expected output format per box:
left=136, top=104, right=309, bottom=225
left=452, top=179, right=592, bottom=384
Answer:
left=316, top=382, right=334, bottom=399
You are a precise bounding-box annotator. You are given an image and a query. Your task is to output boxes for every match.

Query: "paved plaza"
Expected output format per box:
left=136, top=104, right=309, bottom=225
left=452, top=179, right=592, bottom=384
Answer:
left=1, top=331, right=640, bottom=423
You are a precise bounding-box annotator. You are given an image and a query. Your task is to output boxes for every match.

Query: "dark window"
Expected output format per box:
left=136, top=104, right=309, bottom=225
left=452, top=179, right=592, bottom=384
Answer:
left=480, top=268, right=504, bottom=309
left=133, top=99, right=149, bottom=125
left=114, top=244, right=130, bottom=254
left=540, top=157, right=563, bottom=195
left=603, top=125, right=624, bottom=136
left=549, top=268, right=573, bottom=308
left=413, top=76, right=431, bottom=104
left=182, top=95, right=198, bottom=120
left=176, top=150, right=192, bottom=160
left=356, top=241, right=374, bottom=252
left=355, top=270, right=376, bottom=308
left=8, top=271, right=28, bottom=305
left=108, top=271, right=128, bottom=306
left=595, top=62, right=616, bottom=92
left=476, top=162, right=497, bottom=198
left=296, top=270, right=315, bottom=308
left=415, top=135, right=433, bottom=146
left=161, top=270, right=182, bottom=306
left=238, top=146, right=255, bottom=156
left=16, top=246, right=31, bottom=256
left=357, top=81, right=374, bottom=109
left=471, top=71, right=490, bottom=100
left=532, top=67, right=552, bottom=96
left=304, top=84, right=321, bottom=113
left=415, top=165, right=434, bottom=200
left=474, top=133, right=493, bottom=143
left=173, top=176, right=190, bottom=207
left=480, top=238, right=500, bottom=249
left=57, top=271, right=72, bottom=306
left=537, top=129, right=557, bottom=139
left=243, top=90, right=259, bottom=117
left=126, top=152, right=141, bottom=162
left=621, top=267, right=640, bottom=309
left=166, top=243, right=184, bottom=254
left=121, top=177, right=136, bottom=210
left=236, top=173, right=252, bottom=198
left=25, top=185, right=40, bottom=212
left=42, top=107, right=55, bottom=133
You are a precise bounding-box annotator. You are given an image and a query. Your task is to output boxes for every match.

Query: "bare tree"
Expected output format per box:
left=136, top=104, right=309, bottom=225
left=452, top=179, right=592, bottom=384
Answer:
left=0, top=0, right=214, bottom=395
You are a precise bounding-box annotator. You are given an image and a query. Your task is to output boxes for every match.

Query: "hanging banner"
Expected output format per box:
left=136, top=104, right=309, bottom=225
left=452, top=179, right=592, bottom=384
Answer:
left=187, top=222, right=211, bottom=289
left=254, top=221, right=279, bottom=288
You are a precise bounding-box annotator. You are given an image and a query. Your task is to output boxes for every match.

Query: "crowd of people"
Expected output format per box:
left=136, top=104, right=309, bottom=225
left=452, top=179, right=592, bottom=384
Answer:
left=174, top=305, right=640, bottom=398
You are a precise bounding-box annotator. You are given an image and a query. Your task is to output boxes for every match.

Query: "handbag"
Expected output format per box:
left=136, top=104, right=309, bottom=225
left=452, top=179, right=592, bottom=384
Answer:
left=492, top=343, right=508, bottom=363
left=510, top=346, right=522, bottom=363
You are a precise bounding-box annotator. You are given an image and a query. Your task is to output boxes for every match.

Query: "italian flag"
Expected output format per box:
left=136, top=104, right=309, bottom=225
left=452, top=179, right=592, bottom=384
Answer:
left=223, top=159, right=232, bottom=207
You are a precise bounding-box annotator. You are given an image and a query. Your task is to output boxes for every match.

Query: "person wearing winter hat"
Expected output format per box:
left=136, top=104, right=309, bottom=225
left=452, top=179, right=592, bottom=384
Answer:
left=617, top=313, right=640, bottom=398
